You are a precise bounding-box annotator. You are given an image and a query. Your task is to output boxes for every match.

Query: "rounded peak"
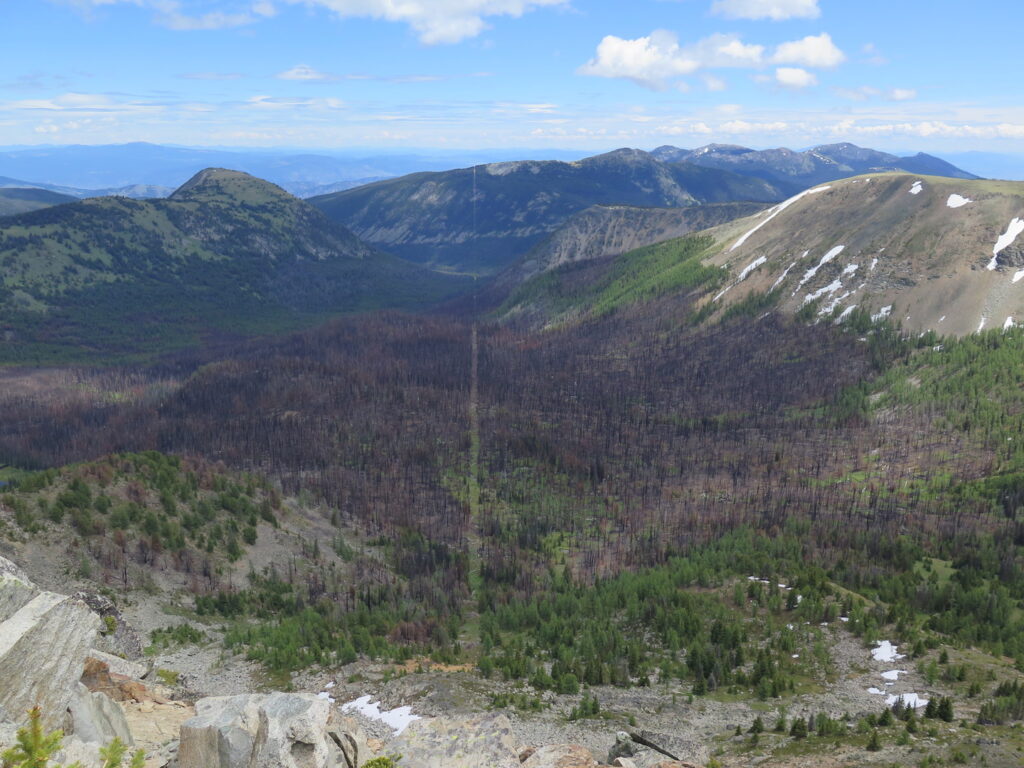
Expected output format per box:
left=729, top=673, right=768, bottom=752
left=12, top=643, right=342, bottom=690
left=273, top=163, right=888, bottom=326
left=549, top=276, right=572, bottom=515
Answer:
left=170, top=168, right=294, bottom=204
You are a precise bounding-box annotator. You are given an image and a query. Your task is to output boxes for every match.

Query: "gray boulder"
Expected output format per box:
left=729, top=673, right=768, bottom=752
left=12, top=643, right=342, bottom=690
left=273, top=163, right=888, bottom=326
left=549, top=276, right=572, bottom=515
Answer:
left=387, top=713, right=519, bottom=768
left=67, top=682, right=133, bottom=746
left=178, top=692, right=365, bottom=768
left=632, top=730, right=708, bottom=768
left=0, top=557, right=100, bottom=730
left=521, top=743, right=598, bottom=768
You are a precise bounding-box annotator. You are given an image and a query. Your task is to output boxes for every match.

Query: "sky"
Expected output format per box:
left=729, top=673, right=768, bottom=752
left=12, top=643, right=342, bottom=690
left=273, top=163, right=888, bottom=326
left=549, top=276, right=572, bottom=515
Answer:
left=3, top=0, right=1024, bottom=153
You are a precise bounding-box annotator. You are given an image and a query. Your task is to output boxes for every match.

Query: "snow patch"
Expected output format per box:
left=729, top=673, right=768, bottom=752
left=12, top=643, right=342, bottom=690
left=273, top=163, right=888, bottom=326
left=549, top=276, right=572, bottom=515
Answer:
left=770, top=261, right=798, bottom=292
left=871, top=305, right=892, bottom=322
left=317, top=692, right=336, bottom=703
left=946, top=194, right=973, bottom=208
left=341, top=696, right=420, bottom=735
left=870, top=257, right=878, bottom=271
left=886, top=693, right=928, bottom=709
left=1005, top=317, right=1015, bottom=330
left=871, top=641, right=905, bottom=663
left=841, top=263, right=859, bottom=278
left=730, top=186, right=832, bottom=252
left=737, top=255, right=768, bottom=282
left=881, top=670, right=907, bottom=681
left=978, top=316, right=987, bottom=333
left=867, top=687, right=885, bottom=696
left=1014, top=269, right=1024, bottom=284
left=804, top=280, right=843, bottom=306
left=989, top=218, right=1024, bottom=270
left=795, top=246, right=846, bottom=292
left=909, top=181, right=923, bottom=195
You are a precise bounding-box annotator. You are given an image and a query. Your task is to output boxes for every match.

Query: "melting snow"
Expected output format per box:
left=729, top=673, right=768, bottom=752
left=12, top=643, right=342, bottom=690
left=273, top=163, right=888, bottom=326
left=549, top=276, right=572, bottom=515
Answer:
left=341, top=696, right=420, bottom=735
left=867, top=687, right=885, bottom=695
left=841, top=264, right=859, bottom=278
left=869, top=257, right=878, bottom=271
left=1005, top=317, right=1015, bottom=330
left=886, top=693, right=928, bottom=709
left=978, top=317, right=987, bottom=333
left=770, top=261, right=799, bottom=292
left=839, top=616, right=850, bottom=622
left=1014, top=269, right=1024, bottom=284
left=871, top=305, right=893, bottom=322
left=737, top=255, right=768, bottom=282
left=946, top=194, right=973, bottom=208
left=795, top=246, right=846, bottom=292
left=317, top=692, right=336, bottom=703
left=871, top=641, right=905, bottom=663
left=938, top=315, right=946, bottom=323
left=909, top=181, right=923, bottom=195
left=730, top=186, right=832, bottom=252
left=989, top=218, right=1024, bottom=270
left=881, top=670, right=907, bottom=681
left=804, top=279, right=844, bottom=306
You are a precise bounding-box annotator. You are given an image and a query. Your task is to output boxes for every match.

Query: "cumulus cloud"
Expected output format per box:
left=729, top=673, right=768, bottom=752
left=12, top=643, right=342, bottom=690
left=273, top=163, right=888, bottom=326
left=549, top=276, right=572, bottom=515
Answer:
left=711, top=0, right=820, bottom=20
left=775, top=67, right=816, bottom=88
left=772, top=33, right=845, bottom=68
left=580, top=30, right=845, bottom=90
left=578, top=31, right=764, bottom=89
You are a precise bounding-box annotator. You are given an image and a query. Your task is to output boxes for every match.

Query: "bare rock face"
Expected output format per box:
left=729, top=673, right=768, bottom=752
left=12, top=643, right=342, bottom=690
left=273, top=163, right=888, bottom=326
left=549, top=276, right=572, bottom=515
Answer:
left=387, top=713, right=519, bottom=768
left=520, top=743, right=598, bottom=768
left=178, top=693, right=367, bottom=768
left=0, top=556, right=100, bottom=730
left=67, top=682, right=134, bottom=747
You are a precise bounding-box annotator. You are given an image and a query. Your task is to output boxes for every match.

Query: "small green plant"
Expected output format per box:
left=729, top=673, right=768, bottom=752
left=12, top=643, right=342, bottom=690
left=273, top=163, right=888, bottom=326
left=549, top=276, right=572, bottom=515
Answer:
left=1, top=707, right=144, bottom=768
left=155, top=668, right=180, bottom=687
left=363, top=756, right=401, bottom=768
left=101, top=616, right=117, bottom=636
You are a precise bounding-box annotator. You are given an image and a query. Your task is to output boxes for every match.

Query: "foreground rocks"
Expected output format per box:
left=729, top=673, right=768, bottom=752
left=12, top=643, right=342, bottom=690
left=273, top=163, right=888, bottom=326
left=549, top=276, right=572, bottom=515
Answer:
left=388, top=713, right=519, bottom=768
left=178, top=693, right=372, bottom=768
left=0, top=555, right=101, bottom=730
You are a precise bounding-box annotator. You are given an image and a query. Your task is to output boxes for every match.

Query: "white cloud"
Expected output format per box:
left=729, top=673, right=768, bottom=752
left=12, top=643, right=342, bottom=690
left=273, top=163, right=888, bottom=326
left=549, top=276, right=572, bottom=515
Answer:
left=888, top=88, right=917, bottom=101
left=578, top=32, right=764, bottom=89
left=58, top=0, right=564, bottom=43
left=283, top=0, right=567, bottom=44
left=834, top=85, right=880, bottom=101
left=702, top=74, right=727, bottom=92
left=772, top=33, right=845, bottom=68
left=277, top=64, right=336, bottom=81
left=775, top=67, right=816, bottom=88
left=711, top=0, right=820, bottom=20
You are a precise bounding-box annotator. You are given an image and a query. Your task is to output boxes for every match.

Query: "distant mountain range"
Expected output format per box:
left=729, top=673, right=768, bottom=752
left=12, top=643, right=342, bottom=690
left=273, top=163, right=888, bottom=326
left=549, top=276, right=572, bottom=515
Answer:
left=311, top=144, right=977, bottom=273
left=650, top=142, right=978, bottom=195
left=310, top=148, right=784, bottom=273
left=0, top=187, right=77, bottom=217
left=0, top=168, right=468, bottom=362
left=0, top=142, right=590, bottom=199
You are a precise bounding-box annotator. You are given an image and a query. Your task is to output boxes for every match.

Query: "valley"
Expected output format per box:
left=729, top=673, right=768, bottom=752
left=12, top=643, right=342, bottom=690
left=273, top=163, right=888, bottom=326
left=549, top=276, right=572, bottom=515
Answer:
left=2, top=143, right=1024, bottom=768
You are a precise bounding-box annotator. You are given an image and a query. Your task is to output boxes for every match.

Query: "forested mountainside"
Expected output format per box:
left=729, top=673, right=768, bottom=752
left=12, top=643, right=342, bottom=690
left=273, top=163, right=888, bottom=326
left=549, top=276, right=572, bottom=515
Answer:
left=0, top=187, right=77, bottom=217
left=0, top=168, right=468, bottom=362
left=310, top=148, right=783, bottom=273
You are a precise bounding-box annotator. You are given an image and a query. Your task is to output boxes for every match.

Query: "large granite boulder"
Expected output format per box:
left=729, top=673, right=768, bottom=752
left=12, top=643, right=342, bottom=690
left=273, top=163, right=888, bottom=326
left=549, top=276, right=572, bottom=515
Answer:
left=178, top=692, right=369, bottom=768
left=387, top=713, right=519, bottom=768
left=631, top=730, right=708, bottom=768
left=0, top=556, right=100, bottom=730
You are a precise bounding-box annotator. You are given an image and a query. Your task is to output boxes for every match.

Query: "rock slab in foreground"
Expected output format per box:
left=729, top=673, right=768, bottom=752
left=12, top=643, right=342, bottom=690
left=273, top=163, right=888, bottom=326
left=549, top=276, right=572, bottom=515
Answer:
left=387, top=713, right=519, bottom=768
left=521, top=743, right=598, bottom=768
left=0, top=556, right=100, bottom=729
left=178, top=692, right=369, bottom=768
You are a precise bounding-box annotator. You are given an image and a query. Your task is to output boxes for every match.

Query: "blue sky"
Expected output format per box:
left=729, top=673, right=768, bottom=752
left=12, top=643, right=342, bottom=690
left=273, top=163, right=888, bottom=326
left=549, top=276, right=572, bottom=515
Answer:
left=3, top=0, right=1023, bottom=153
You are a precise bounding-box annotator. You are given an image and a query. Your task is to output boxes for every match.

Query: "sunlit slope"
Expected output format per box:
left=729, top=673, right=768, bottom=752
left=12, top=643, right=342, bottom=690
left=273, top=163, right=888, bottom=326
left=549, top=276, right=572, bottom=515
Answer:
left=702, top=173, right=1024, bottom=336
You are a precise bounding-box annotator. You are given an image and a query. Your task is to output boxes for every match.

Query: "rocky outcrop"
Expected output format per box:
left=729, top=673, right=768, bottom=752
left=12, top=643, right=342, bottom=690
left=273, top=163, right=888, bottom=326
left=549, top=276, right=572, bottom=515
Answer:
left=73, top=592, right=144, bottom=660
left=387, top=713, right=519, bottom=768
left=0, top=556, right=100, bottom=730
left=520, top=743, right=598, bottom=768
left=178, top=692, right=369, bottom=768
left=67, top=682, right=133, bottom=746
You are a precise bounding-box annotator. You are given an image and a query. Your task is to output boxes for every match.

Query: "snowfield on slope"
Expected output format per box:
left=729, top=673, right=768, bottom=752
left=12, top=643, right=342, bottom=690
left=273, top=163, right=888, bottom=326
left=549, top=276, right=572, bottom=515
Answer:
left=730, top=186, right=831, bottom=252
left=988, top=218, right=1024, bottom=270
